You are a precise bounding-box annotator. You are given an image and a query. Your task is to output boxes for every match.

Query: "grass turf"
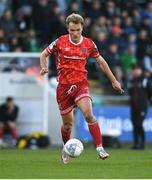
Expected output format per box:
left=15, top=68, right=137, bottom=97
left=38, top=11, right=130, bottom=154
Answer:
left=0, top=148, right=151, bottom=179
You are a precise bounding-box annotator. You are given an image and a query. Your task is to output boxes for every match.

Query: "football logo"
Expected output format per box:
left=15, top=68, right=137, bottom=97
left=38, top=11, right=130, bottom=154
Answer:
left=81, top=47, right=87, bottom=54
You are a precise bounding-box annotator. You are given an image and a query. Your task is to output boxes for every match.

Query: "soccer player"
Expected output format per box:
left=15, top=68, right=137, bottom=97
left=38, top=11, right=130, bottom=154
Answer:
left=40, top=13, right=124, bottom=164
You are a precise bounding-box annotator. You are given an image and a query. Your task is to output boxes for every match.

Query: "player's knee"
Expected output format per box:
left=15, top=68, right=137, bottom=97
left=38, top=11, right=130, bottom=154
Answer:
left=84, top=112, right=95, bottom=123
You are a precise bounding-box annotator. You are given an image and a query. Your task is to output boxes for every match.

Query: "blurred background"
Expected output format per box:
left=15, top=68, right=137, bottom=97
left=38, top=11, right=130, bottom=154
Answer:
left=0, top=0, right=152, bottom=149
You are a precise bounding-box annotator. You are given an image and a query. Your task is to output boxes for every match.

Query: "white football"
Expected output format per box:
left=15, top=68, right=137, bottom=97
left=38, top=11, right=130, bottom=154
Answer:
left=64, top=139, right=84, bottom=157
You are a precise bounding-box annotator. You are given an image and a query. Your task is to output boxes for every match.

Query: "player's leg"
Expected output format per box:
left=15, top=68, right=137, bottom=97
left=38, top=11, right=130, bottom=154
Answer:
left=76, top=97, right=109, bottom=159
left=76, top=97, right=102, bottom=145
left=61, top=110, right=74, bottom=144
left=57, top=84, right=74, bottom=144
left=56, top=84, right=76, bottom=163
left=7, top=121, right=18, bottom=146
left=61, top=110, right=74, bottom=164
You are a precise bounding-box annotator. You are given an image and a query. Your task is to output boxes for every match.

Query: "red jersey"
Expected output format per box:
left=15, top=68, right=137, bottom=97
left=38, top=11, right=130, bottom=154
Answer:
left=46, top=34, right=100, bottom=84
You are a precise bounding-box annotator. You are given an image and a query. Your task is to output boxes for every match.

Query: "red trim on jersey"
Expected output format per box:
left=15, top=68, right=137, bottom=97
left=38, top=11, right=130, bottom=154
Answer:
left=93, top=54, right=100, bottom=58
left=46, top=47, right=51, bottom=54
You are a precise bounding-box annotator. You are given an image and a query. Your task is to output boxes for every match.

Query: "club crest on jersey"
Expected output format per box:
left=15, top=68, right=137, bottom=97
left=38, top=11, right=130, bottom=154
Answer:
left=81, top=47, right=87, bottom=54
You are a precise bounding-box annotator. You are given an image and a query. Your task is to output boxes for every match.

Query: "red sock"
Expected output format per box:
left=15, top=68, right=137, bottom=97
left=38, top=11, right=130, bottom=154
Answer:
left=11, top=127, right=17, bottom=140
left=88, top=121, right=102, bottom=147
left=61, top=126, right=71, bottom=144
left=0, top=127, right=4, bottom=139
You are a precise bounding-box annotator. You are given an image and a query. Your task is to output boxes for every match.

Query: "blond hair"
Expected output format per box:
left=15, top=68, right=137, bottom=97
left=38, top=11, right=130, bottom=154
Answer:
left=66, top=13, right=84, bottom=27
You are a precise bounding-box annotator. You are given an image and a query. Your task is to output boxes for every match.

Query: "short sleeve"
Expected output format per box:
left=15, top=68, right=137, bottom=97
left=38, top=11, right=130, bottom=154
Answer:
left=46, top=39, right=59, bottom=54
left=90, top=41, right=100, bottom=58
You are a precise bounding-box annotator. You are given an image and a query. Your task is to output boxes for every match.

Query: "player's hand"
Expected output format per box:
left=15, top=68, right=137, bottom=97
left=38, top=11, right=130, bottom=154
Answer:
left=112, top=80, right=124, bottom=94
left=40, top=67, right=49, bottom=75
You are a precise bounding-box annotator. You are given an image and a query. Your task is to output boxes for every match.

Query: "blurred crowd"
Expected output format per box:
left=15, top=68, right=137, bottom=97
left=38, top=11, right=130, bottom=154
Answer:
left=0, top=0, right=152, bottom=84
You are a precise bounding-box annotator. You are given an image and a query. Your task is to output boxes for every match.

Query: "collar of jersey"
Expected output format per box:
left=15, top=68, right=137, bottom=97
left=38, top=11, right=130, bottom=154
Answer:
left=69, top=35, right=83, bottom=45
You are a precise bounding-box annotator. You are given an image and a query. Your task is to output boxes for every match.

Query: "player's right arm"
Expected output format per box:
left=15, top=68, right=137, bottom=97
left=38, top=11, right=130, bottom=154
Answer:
left=40, top=38, right=59, bottom=76
left=40, top=49, right=49, bottom=75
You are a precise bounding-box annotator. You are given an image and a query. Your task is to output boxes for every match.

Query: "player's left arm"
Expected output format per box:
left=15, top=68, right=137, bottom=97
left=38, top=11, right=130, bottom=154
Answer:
left=40, top=49, right=49, bottom=75
left=95, top=55, right=124, bottom=94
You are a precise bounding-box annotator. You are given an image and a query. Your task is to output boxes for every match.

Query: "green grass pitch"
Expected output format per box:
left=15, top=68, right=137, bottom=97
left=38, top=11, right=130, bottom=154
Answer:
left=0, top=148, right=151, bottom=179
